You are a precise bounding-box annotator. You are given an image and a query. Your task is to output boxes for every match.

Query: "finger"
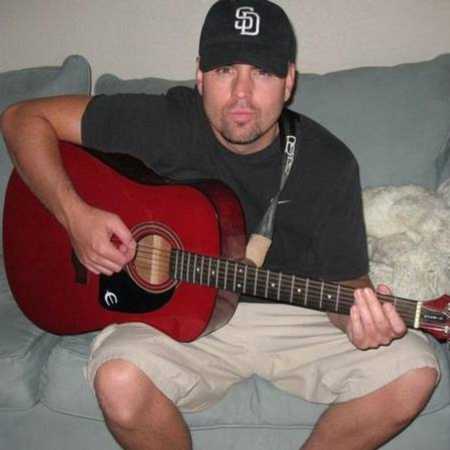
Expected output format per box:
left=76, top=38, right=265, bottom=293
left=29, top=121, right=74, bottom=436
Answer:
left=83, top=260, right=113, bottom=276
left=348, top=305, right=367, bottom=349
left=382, top=302, right=407, bottom=337
left=376, top=283, right=392, bottom=296
left=375, top=284, right=406, bottom=337
left=91, top=253, right=124, bottom=273
left=353, top=289, right=378, bottom=337
left=81, top=255, right=117, bottom=276
left=363, top=288, right=393, bottom=339
left=90, top=265, right=112, bottom=276
left=85, top=263, right=100, bottom=275
left=92, top=237, right=130, bottom=268
left=119, top=241, right=136, bottom=262
left=109, top=218, right=136, bottom=260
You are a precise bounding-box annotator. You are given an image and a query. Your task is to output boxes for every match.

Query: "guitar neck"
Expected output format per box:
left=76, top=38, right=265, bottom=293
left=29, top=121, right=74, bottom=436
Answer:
left=170, top=249, right=420, bottom=329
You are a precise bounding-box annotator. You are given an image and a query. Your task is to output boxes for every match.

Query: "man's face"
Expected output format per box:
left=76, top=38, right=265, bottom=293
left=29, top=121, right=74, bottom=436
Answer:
left=196, top=63, right=296, bottom=155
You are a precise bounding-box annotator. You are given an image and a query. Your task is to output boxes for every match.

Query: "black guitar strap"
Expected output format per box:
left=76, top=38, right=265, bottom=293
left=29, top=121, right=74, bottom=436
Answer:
left=245, top=109, right=299, bottom=266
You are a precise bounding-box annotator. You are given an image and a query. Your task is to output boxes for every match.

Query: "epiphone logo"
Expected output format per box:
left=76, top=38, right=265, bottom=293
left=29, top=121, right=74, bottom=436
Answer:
left=104, top=290, right=119, bottom=307
left=235, top=6, right=260, bottom=36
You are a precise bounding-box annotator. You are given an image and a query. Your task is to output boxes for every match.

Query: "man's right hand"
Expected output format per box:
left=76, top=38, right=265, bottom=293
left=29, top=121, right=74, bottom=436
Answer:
left=64, top=201, right=136, bottom=276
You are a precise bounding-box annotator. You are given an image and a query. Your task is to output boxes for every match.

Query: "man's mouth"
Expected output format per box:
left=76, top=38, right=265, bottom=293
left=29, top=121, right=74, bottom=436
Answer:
left=229, top=109, right=254, bottom=124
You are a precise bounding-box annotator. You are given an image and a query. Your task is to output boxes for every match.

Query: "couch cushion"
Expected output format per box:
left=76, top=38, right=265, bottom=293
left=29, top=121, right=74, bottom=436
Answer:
left=0, top=55, right=91, bottom=261
left=95, top=73, right=194, bottom=96
left=41, top=331, right=449, bottom=426
left=40, top=333, right=99, bottom=418
left=0, top=253, right=10, bottom=298
left=40, top=332, right=327, bottom=424
left=96, top=54, right=450, bottom=190
left=0, top=301, right=59, bottom=411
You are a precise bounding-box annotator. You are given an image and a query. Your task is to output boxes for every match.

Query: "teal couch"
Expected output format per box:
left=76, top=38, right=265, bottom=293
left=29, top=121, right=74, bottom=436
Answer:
left=1, top=54, right=449, bottom=450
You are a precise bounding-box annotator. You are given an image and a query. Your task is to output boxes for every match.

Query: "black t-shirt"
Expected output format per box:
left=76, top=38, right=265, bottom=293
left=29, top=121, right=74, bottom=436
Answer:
left=81, top=87, right=368, bottom=301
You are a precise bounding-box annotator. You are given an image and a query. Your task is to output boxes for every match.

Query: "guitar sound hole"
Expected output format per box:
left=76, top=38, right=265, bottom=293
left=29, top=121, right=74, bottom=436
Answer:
left=134, top=234, right=171, bottom=284
left=126, top=222, right=182, bottom=294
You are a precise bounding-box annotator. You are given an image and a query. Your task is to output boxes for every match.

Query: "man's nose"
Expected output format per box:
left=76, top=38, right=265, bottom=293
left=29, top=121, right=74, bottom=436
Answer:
left=232, top=68, right=253, bottom=99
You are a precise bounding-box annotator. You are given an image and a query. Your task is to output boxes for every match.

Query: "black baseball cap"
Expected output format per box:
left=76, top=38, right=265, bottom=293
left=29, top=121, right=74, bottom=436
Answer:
left=199, top=0, right=296, bottom=77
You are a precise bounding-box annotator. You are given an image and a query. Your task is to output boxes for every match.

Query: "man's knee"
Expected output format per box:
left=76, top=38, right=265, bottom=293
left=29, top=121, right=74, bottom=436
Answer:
left=389, top=367, right=438, bottom=427
left=93, top=359, right=165, bottom=428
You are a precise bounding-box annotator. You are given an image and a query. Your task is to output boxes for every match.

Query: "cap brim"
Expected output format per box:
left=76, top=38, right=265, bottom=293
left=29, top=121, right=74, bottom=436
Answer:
left=199, top=43, right=289, bottom=77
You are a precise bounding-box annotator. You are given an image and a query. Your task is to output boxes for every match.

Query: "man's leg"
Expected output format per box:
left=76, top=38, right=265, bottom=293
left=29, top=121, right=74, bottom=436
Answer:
left=301, top=367, right=437, bottom=450
left=94, top=359, right=192, bottom=450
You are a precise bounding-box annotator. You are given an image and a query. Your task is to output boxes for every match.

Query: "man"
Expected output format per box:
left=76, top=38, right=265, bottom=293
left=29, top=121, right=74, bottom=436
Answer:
left=0, top=1, right=439, bottom=449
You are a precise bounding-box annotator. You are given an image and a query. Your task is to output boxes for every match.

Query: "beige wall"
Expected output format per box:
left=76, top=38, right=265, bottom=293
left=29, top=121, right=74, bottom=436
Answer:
left=1, top=0, right=450, bottom=83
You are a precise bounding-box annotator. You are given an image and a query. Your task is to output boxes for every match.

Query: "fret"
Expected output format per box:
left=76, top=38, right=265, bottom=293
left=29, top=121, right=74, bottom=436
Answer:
left=295, top=283, right=302, bottom=303
left=253, top=269, right=258, bottom=296
left=215, top=259, right=220, bottom=288
left=174, top=250, right=179, bottom=279
left=335, top=284, right=341, bottom=312
left=265, top=270, right=270, bottom=298
left=208, top=257, right=212, bottom=286
left=233, top=261, right=238, bottom=291
left=414, top=302, right=422, bottom=329
left=243, top=265, right=248, bottom=293
left=277, top=272, right=282, bottom=301
left=290, top=275, right=295, bottom=304
left=304, top=278, right=309, bottom=306
left=224, top=260, right=229, bottom=290
left=320, top=281, right=324, bottom=309
left=322, top=284, right=337, bottom=311
left=181, top=251, right=185, bottom=281
left=193, top=254, right=198, bottom=284
left=186, top=253, right=191, bottom=283
left=178, top=251, right=183, bottom=280
left=187, top=252, right=191, bottom=282
left=200, top=255, right=204, bottom=285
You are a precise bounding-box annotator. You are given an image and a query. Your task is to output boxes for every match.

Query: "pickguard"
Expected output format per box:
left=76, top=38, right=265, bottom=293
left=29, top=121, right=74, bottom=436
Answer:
left=99, top=271, right=174, bottom=313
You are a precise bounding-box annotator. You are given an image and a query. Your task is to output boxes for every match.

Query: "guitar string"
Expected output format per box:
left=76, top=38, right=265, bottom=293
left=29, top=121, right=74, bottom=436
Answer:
left=135, top=260, right=418, bottom=322
left=129, top=247, right=420, bottom=322
left=130, top=269, right=418, bottom=324
left=133, top=261, right=419, bottom=324
left=132, top=246, right=418, bottom=310
left=122, top=247, right=446, bottom=331
left=139, top=251, right=438, bottom=329
left=133, top=246, right=407, bottom=309
left=133, top=244, right=418, bottom=308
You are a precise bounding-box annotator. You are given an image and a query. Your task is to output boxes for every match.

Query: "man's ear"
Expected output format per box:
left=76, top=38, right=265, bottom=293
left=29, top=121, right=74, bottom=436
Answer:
left=284, top=63, right=297, bottom=102
left=196, top=58, right=204, bottom=95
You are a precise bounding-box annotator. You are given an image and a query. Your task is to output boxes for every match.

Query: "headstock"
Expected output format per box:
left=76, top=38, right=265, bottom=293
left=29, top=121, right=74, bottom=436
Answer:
left=420, top=294, right=450, bottom=342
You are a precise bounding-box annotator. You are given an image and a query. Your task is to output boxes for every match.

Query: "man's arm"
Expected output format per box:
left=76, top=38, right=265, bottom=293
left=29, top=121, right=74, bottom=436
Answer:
left=327, top=275, right=407, bottom=349
left=0, top=96, right=136, bottom=275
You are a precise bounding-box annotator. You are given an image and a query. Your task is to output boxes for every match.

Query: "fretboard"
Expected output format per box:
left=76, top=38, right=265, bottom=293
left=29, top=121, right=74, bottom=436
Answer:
left=170, top=249, right=420, bottom=328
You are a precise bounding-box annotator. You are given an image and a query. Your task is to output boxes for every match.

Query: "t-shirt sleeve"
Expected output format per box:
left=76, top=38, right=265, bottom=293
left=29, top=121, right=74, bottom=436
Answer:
left=315, top=157, right=369, bottom=281
left=80, top=91, right=199, bottom=177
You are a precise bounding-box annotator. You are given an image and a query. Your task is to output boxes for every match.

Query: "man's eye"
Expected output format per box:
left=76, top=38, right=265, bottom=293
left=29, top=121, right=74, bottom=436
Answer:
left=255, top=69, right=273, bottom=77
left=215, top=66, right=233, bottom=75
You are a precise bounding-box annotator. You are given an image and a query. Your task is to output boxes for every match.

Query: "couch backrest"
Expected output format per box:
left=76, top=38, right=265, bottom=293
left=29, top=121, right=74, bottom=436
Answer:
left=96, top=54, right=450, bottom=190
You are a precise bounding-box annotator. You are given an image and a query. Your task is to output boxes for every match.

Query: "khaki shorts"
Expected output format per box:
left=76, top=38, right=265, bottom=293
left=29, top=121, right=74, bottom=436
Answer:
left=85, top=303, right=440, bottom=413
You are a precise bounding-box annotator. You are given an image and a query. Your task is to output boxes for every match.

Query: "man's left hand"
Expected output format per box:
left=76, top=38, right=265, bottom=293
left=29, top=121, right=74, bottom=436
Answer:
left=347, top=284, right=407, bottom=350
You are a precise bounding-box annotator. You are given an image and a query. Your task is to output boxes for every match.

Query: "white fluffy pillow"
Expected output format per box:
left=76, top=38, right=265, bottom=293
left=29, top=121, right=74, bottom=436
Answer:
left=363, top=184, right=450, bottom=301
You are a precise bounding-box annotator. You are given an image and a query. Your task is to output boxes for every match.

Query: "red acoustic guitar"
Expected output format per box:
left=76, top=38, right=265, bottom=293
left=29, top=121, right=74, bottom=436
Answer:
left=3, top=142, right=450, bottom=342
